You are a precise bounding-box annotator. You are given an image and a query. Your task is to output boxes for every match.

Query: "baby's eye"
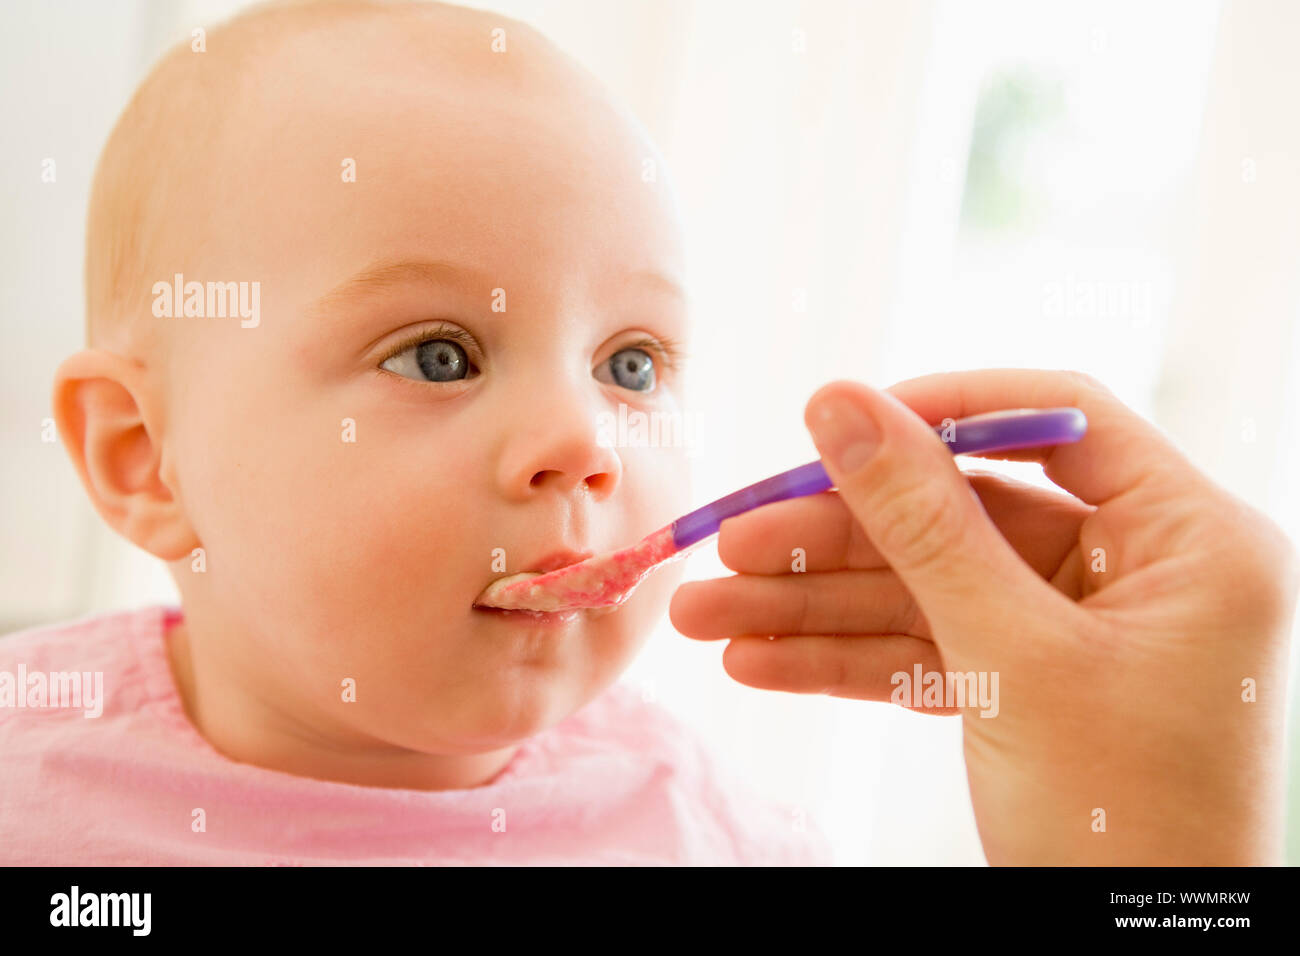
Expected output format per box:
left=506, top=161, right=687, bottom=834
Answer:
left=596, top=347, right=656, bottom=392
left=381, top=338, right=476, bottom=383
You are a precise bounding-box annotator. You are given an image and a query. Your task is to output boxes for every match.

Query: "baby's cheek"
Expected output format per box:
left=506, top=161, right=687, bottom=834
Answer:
left=590, top=552, right=686, bottom=670
left=585, top=444, right=690, bottom=664
left=625, top=443, right=692, bottom=523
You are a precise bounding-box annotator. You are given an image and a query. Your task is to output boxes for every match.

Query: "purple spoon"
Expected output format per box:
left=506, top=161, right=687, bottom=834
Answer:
left=473, top=406, right=1087, bottom=612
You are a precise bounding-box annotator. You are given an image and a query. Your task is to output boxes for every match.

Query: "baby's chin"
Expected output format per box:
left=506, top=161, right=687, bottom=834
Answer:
left=353, top=562, right=676, bottom=753
left=367, top=609, right=650, bottom=753
left=387, top=666, right=624, bottom=756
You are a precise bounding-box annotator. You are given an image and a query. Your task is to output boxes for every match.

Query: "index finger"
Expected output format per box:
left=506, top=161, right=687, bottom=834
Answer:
left=715, top=469, right=1089, bottom=577
left=884, top=368, right=1200, bottom=506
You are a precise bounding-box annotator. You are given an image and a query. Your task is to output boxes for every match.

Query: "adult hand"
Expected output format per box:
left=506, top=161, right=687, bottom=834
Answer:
left=669, top=369, right=1299, bottom=864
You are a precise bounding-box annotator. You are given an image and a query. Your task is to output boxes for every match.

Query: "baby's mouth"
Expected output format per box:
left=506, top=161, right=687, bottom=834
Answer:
left=473, top=548, right=597, bottom=614
left=473, top=526, right=684, bottom=613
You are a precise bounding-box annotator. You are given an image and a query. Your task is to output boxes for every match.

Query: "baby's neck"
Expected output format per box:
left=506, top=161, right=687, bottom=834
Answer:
left=163, top=614, right=520, bottom=790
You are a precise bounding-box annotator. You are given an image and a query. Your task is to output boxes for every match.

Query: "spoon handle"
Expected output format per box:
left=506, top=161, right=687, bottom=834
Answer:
left=671, top=407, right=1087, bottom=548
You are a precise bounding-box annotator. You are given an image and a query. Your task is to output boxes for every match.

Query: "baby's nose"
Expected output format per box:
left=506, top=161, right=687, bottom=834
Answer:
left=499, top=391, right=623, bottom=501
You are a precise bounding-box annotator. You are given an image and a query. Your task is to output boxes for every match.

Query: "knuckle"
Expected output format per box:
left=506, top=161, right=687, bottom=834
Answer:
left=824, top=647, right=849, bottom=696
left=1245, top=520, right=1300, bottom=622
left=1201, top=501, right=1300, bottom=628
left=792, top=581, right=813, bottom=635
left=899, top=590, right=927, bottom=636
left=1059, top=368, right=1111, bottom=396
left=869, top=480, right=967, bottom=573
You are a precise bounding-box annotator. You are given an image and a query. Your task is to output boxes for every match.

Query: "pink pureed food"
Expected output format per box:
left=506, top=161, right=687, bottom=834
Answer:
left=475, top=525, right=681, bottom=612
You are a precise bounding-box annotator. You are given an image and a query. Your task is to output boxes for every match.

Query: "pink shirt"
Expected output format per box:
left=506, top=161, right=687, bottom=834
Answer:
left=0, top=604, right=830, bottom=865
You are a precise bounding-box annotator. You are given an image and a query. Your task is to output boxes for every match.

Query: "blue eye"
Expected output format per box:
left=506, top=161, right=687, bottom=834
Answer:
left=380, top=337, right=474, bottom=383
left=416, top=340, right=469, bottom=381
left=599, top=347, right=655, bottom=391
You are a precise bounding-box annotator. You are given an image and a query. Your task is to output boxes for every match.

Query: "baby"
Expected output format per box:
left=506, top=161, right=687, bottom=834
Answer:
left=0, top=0, right=829, bottom=865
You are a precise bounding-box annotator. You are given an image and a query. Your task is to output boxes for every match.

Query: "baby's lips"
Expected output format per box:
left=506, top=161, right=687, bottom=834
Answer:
left=474, top=562, right=642, bottom=613
left=476, top=525, right=684, bottom=612
left=474, top=566, right=599, bottom=612
left=473, top=571, right=543, bottom=609
left=472, top=546, right=601, bottom=610
left=529, top=549, right=595, bottom=574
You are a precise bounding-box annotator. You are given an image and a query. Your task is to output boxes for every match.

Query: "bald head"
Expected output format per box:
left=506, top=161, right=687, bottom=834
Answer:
left=84, top=0, right=638, bottom=356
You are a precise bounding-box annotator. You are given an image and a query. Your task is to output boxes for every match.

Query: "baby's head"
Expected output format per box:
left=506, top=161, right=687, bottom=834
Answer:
left=56, top=0, right=691, bottom=788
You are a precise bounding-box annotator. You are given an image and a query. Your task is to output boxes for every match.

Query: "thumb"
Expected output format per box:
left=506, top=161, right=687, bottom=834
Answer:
left=804, top=380, right=1047, bottom=631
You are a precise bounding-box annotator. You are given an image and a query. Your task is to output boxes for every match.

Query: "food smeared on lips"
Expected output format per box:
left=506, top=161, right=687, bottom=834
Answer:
left=475, top=525, right=683, bottom=612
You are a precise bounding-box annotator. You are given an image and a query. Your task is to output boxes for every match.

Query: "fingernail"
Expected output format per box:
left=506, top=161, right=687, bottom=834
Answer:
left=808, top=392, right=880, bottom=473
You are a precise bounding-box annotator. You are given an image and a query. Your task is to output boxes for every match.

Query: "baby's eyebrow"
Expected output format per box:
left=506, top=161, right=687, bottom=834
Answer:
left=312, top=258, right=490, bottom=312
left=625, top=269, right=687, bottom=305
left=308, top=257, right=688, bottom=318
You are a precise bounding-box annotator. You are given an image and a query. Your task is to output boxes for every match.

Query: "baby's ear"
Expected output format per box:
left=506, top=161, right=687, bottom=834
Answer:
left=51, top=349, right=197, bottom=560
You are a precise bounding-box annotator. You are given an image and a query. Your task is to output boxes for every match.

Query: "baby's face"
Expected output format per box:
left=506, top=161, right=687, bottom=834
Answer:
left=163, top=22, right=690, bottom=760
